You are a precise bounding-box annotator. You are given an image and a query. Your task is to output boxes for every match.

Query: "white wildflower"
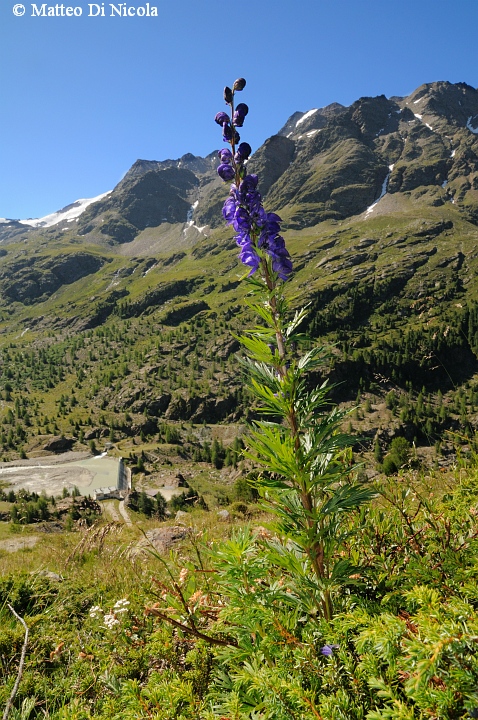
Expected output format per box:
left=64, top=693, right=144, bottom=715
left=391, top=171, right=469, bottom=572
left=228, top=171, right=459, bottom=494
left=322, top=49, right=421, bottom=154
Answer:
left=103, top=613, right=120, bottom=629
left=113, top=599, right=130, bottom=614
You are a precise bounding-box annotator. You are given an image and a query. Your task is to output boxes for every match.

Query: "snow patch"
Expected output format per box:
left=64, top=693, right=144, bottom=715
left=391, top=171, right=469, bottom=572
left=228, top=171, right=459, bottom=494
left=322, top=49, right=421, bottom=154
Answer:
left=296, top=109, right=318, bottom=127
left=451, top=148, right=456, bottom=158
left=414, top=113, right=423, bottom=120
left=306, top=129, right=320, bottom=137
left=413, top=97, right=425, bottom=104
left=466, top=116, right=478, bottom=134
left=19, top=191, right=111, bottom=228
left=442, top=180, right=448, bottom=188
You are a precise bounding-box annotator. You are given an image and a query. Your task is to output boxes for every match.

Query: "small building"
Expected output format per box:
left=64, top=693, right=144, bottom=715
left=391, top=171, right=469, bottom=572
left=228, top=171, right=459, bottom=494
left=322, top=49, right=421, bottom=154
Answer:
left=93, top=486, right=122, bottom=501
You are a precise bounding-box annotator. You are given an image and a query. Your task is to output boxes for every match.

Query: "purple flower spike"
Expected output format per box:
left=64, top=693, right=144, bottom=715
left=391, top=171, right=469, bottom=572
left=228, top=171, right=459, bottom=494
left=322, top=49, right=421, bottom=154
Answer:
left=215, top=79, right=292, bottom=280
left=320, top=644, right=339, bottom=657
left=215, top=111, right=230, bottom=126
left=217, top=163, right=235, bottom=181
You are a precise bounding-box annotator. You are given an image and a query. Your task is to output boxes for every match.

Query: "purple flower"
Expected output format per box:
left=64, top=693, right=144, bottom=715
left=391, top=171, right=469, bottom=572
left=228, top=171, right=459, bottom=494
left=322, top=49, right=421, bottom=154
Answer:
left=222, top=123, right=240, bottom=144
left=238, top=174, right=258, bottom=196
left=233, top=207, right=252, bottom=232
left=218, top=148, right=233, bottom=164
left=224, top=86, right=233, bottom=104
left=233, top=103, right=249, bottom=127
left=320, top=644, right=339, bottom=657
left=222, top=196, right=237, bottom=224
left=217, top=163, right=235, bottom=181
left=235, top=142, right=252, bottom=162
left=215, top=112, right=230, bottom=126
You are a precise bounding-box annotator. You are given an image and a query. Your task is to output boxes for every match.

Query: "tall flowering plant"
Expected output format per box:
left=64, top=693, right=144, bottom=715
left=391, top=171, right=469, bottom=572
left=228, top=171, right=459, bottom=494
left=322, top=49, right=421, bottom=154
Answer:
left=215, top=79, right=374, bottom=621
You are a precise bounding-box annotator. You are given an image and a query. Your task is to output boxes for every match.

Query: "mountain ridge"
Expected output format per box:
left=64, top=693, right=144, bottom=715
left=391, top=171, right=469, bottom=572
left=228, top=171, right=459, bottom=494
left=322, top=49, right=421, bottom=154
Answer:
left=0, top=79, right=478, bottom=462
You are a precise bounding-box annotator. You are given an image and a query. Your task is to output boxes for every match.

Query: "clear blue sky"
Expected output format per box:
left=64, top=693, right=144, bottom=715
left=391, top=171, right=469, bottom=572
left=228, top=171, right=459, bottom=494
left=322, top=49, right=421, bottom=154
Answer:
left=1, top=0, right=477, bottom=219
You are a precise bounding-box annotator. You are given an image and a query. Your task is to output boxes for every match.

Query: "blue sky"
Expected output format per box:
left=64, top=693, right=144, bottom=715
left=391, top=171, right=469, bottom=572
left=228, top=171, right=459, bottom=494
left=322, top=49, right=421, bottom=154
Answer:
left=1, top=0, right=478, bottom=219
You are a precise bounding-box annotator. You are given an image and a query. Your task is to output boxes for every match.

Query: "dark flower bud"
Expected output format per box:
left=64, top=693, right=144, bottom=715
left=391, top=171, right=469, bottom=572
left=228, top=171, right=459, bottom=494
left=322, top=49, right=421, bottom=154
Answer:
left=235, top=142, right=252, bottom=162
left=235, top=103, right=249, bottom=117
left=217, top=163, right=235, bottom=181
left=233, top=103, right=249, bottom=127
left=233, top=78, right=246, bottom=91
left=223, top=123, right=240, bottom=144
left=224, top=86, right=233, bottom=104
left=215, top=111, right=230, bottom=126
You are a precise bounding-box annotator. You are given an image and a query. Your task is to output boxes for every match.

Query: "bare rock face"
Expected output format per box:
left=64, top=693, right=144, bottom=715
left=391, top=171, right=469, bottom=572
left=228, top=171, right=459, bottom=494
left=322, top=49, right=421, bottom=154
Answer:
left=42, top=436, right=76, bottom=453
left=134, top=526, right=190, bottom=556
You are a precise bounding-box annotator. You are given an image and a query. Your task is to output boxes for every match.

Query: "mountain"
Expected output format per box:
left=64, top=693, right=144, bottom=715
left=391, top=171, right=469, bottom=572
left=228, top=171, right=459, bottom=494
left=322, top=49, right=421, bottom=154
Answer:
left=1, top=80, right=478, bottom=462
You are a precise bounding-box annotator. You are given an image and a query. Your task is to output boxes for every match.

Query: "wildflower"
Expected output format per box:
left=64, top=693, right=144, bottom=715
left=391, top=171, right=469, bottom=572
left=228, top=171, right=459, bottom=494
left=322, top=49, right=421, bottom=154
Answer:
left=215, top=111, right=230, bottom=126
left=89, top=605, right=103, bottom=619
left=233, top=103, right=249, bottom=127
left=179, top=567, right=188, bottom=584
left=103, top=613, right=120, bottom=629
left=218, top=148, right=233, bottom=164
left=217, top=163, right=235, bottom=181
left=113, top=599, right=130, bottom=614
left=320, top=644, right=339, bottom=657
left=235, top=142, right=252, bottom=162
left=214, top=78, right=293, bottom=280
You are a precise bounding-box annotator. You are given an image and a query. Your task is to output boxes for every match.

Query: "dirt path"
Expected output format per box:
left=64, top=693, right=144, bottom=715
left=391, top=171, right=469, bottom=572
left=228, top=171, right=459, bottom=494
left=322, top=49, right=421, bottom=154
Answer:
left=103, top=501, right=121, bottom=522
left=118, top=500, right=132, bottom=525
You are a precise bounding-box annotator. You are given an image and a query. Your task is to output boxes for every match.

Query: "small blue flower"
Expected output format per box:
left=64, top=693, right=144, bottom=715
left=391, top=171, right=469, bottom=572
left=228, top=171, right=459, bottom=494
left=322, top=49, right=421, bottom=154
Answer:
left=320, top=644, right=339, bottom=657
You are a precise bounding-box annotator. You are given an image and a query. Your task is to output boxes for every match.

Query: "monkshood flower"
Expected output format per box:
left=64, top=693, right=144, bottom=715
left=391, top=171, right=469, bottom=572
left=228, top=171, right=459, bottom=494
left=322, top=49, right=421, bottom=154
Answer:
left=215, top=78, right=292, bottom=281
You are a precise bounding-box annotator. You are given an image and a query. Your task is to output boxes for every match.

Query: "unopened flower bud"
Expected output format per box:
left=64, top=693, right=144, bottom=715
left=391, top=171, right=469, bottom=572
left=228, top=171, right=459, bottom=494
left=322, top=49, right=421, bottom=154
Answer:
left=224, top=86, right=233, bottom=104
left=232, top=103, right=248, bottom=127
left=235, top=142, right=252, bottom=162
left=233, top=78, right=246, bottom=91
left=223, top=123, right=240, bottom=144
